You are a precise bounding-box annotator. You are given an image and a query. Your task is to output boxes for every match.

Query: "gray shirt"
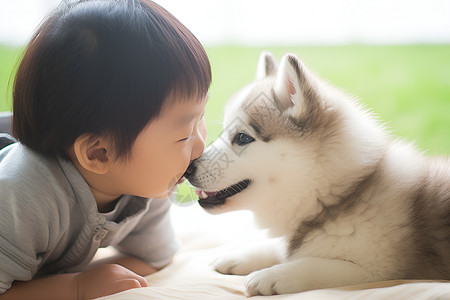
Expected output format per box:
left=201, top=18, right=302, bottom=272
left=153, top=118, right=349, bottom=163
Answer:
left=0, top=143, right=179, bottom=294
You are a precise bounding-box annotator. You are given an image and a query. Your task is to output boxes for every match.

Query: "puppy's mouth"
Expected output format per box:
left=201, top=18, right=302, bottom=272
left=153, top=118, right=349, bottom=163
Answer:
left=195, top=179, right=251, bottom=209
left=176, top=177, right=185, bottom=185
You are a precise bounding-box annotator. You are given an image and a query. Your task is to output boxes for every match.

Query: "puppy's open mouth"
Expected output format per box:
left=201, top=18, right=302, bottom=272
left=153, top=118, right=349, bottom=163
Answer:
left=195, top=179, right=251, bottom=209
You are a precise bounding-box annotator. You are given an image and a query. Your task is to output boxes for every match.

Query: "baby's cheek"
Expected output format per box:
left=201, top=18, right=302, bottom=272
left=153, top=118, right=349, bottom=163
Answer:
left=199, top=119, right=208, bottom=142
left=179, top=147, right=193, bottom=169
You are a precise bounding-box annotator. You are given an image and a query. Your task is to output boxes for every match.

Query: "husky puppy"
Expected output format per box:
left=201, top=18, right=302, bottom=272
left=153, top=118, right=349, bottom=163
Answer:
left=185, top=52, right=450, bottom=296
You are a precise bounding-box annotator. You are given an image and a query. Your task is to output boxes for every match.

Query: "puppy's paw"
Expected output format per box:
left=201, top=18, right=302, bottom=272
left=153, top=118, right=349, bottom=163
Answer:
left=213, top=239, right=282, bottom=276
left=213, top=254, right=263, bottom=275
left=244, top=268, right=279, bottom=296
left=244, top=266, right=301, bottom=296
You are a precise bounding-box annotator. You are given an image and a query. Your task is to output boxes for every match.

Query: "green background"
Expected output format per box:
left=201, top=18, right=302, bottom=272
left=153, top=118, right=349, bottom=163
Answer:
left=1, top=44, right=450, bottom=155
left=204, top=45, right=450, bottom=156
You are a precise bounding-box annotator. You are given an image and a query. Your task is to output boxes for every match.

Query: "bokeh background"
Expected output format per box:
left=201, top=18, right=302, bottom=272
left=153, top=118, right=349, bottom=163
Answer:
left=1, top=0, right=449, bottom=154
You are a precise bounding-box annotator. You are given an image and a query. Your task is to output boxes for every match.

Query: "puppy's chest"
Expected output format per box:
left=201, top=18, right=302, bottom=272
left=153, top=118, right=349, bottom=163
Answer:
left=288, top=200, right=408, bottom=262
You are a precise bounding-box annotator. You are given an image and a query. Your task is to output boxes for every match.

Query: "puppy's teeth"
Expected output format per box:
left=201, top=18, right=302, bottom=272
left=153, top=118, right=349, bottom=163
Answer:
left=201, top=191, right=208, bottom=199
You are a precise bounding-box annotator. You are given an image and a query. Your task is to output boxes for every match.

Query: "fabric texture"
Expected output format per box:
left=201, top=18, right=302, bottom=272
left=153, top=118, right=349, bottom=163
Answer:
left=98, top=205, right=450, bottom=300
left=0, top=143, right=179, bottom=294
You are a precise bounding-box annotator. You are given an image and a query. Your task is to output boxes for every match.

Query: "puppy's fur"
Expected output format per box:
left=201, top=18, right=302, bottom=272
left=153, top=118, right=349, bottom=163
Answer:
left=187, top=52, right=450, bottom=296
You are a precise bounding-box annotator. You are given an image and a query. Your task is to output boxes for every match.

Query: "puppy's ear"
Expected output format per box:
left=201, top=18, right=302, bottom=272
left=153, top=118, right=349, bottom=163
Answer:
left=274, top=53, right=313, bottom=118
left=256, top=51, right=278, bottom=80
left=73, top=134, right=112, bottom=175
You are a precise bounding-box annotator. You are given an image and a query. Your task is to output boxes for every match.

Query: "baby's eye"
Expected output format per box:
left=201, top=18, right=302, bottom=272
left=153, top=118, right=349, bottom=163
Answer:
left=232, top=132, right=255, bottom=146
left=178, top=136, right=190, bottom=142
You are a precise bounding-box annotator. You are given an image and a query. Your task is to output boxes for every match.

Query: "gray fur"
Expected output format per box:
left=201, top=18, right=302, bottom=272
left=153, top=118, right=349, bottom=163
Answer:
left=407, top=166, right=450, bottom=279
left=288, top=159, right=385, bottom=256
left=188, top=51, right=450, bottom=294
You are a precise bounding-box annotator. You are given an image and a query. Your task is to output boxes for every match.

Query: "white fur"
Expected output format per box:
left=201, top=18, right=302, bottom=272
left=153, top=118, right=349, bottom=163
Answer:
left=189, top=52, right=450, bottom=295
left=273, top=55, right=304, bottom=115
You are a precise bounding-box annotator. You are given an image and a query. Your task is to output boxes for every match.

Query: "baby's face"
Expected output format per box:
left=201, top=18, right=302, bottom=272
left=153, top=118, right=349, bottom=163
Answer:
left=109, top=95, right=208, bottom=199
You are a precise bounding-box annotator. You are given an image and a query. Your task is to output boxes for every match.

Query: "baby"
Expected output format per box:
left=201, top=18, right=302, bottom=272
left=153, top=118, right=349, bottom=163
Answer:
left=0, top=0, right=210, bottom=299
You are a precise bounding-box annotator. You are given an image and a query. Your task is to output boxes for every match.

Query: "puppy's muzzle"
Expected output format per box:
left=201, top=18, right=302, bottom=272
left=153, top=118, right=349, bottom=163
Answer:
left=183, top=161, right=197, bottom=180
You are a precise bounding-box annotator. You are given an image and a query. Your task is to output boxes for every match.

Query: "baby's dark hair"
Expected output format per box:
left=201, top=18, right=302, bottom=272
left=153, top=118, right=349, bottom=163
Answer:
left=13, top=0, right=211, bottom=160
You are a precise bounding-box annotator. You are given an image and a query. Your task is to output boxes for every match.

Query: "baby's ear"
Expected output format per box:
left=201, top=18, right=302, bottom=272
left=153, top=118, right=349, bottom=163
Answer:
left=73, top=134, right=112, bottom=174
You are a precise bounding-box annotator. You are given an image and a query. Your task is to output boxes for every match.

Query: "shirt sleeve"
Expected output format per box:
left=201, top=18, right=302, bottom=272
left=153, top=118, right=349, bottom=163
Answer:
left=114, top=198, right=180, bottom=269
left=0, top=182, right=53, bottom=294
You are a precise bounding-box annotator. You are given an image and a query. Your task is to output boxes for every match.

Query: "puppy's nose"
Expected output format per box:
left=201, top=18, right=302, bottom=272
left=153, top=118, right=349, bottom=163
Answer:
left=183, top=162, right=197, bottom=180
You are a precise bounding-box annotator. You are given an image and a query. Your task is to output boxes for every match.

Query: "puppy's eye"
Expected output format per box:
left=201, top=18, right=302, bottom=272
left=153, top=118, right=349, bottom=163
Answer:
left=233, top=132, right=255, bottom=146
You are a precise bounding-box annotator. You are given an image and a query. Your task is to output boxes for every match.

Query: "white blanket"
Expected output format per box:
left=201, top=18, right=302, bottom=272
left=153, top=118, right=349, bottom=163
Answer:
left=98, top=205, right=450, bottom=300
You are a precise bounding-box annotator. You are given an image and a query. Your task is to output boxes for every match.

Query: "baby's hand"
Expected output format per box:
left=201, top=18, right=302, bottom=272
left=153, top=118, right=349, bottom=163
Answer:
left=75, top=264, right=148, bottom=300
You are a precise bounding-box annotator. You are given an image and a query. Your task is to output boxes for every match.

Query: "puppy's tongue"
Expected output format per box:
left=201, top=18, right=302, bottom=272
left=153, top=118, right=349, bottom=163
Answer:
left=195, top=190, right=218, bottom=199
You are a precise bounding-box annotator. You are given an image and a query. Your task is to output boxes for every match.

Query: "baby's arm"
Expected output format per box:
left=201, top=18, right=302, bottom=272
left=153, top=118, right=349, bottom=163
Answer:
left=114, top=199, right=179, bottom=271
left=0, top=264, right=147, bottom=300
left=86, top=251, right=161, bottom=276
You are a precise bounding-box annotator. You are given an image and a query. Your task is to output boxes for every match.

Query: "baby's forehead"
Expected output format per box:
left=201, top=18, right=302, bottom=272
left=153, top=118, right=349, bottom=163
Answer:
left=159, top=95, right=208, bottom=123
